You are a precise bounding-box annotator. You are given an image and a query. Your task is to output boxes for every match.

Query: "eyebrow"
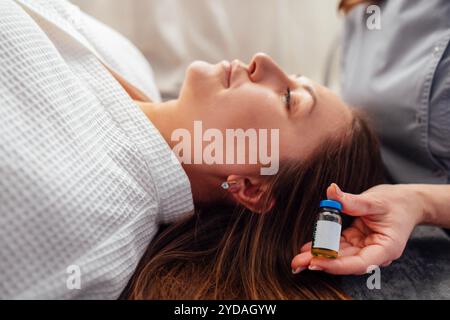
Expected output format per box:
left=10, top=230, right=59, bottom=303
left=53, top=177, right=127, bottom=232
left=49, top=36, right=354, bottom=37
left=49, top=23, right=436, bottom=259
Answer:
left=293, top=75, right=317, bottom=112
left=301, top=84, right=317, bottom=112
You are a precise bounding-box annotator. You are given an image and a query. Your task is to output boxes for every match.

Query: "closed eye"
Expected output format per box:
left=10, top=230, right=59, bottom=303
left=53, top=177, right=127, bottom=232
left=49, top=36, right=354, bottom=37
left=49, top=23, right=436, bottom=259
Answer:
left=284, top=87, right=291, bottom=110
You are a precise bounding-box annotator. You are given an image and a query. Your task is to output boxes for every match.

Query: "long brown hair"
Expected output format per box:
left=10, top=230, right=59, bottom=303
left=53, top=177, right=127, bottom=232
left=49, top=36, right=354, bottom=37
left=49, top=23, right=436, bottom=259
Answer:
left=339, top=0, right=383, bottom=14
left=122, top=109, right=385, bottom=300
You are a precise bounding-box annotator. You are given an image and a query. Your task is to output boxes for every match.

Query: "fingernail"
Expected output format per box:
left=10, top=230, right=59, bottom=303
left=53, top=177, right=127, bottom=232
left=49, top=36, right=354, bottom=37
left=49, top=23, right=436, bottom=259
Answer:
left=292, top=267, right=306, bottom=274
left=309, top=265, right=323, bottom=271
left=333, top=183, right=344, bottom=198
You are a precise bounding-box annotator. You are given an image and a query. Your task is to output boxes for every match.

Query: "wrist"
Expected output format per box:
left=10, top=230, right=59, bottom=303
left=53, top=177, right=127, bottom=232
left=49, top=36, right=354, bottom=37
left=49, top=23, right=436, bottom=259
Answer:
left=408, top=184, right=432, bottom=226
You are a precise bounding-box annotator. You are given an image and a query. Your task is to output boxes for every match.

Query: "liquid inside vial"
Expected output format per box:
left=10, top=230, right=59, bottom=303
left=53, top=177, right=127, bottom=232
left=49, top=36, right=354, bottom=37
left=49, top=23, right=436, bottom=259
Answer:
left=311, top=200, right=342, bottom=259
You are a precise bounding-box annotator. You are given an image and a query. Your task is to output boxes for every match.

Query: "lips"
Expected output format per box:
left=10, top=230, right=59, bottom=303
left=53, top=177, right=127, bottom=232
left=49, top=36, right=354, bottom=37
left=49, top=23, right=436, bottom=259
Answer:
left=222, top=60, right=232, bottom=88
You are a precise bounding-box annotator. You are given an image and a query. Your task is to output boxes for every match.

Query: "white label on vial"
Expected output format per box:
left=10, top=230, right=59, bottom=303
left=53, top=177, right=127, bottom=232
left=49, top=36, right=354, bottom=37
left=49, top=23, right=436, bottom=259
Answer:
left=313, top=221, right=341, bottom=252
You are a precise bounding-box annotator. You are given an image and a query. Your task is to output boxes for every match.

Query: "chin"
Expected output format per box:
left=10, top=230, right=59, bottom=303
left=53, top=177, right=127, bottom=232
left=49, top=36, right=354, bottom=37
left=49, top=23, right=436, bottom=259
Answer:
left=187, top=60, right=215, bottom=77
left=183, top=61, right=223, bottom=96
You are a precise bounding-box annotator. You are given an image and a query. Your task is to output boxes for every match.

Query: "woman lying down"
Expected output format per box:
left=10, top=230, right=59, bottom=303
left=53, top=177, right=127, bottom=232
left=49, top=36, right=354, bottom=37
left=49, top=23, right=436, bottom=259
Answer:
left=121, top=55, right=384, bottom=300
left=0, top=0, right=383, bottom=299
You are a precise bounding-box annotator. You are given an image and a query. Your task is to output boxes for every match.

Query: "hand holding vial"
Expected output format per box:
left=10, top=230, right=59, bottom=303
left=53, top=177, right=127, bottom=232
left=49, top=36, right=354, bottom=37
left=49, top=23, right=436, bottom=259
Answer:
left=291, top=183, right=425, bottom=275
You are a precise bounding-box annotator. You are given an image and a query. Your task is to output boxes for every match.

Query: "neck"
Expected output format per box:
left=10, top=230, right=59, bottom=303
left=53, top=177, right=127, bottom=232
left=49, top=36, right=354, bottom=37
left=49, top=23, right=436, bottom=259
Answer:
left=138, top=100, right=228, bottom=207
left=182, top=164, right=228, bottom=207
left=139, top=99, right=180, bottom=150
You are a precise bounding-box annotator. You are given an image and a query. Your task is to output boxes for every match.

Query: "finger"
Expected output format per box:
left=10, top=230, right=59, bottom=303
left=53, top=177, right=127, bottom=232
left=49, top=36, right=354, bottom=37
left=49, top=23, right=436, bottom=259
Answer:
left=339, top=240, right=353, bottom=250
left=291, top=251, right=313, bottom=273
left=342, top=227, right=366, bottom=248
left=339, top=246, right=361, bottom=257
left=301, top=237, right=351, bottom=253
left=294, top=241, right=354, bottom=271
left=300, top=242, right=312, bottom=252
left=327, top=183, right=386, bottom=216
left=308, top=244, right=390, bottom=275
left=381, top=260, right=393, bottom=267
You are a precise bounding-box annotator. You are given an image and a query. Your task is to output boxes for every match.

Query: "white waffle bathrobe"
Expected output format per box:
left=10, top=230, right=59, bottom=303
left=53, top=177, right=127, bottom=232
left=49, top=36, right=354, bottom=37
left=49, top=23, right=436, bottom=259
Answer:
left=0, top=0, right=194, bottom=299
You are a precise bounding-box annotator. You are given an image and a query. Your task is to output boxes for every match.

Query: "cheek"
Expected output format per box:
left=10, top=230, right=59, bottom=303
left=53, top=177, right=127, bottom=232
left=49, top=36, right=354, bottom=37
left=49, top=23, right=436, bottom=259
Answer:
left=279, top=131, right=301, bottom=161
left=210, top=91, right=286, bottom=135
left=180, top=80, right=287, bottom=134
left=222, top=87, right=282, bottom=122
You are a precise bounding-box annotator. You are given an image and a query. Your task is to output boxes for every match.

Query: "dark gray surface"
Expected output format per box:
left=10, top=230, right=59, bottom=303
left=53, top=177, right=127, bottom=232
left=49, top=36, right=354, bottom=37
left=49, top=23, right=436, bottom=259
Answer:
left=340, top=226, right=450, bottom=300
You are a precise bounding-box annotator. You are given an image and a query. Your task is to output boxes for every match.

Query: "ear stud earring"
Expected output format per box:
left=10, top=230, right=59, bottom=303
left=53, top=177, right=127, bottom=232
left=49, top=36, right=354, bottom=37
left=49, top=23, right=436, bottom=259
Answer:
left=221, top=181, right=237, bottom=190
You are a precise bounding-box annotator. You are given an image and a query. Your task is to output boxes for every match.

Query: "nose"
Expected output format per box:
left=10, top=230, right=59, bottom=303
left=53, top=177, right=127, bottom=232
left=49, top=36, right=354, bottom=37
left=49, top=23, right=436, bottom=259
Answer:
left=248, top=53, right=288, bottom=85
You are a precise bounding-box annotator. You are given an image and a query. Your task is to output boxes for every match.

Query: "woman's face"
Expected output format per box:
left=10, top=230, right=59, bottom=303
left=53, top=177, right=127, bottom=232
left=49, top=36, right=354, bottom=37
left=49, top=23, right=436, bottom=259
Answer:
left=177, top=53, right=352, bottom=176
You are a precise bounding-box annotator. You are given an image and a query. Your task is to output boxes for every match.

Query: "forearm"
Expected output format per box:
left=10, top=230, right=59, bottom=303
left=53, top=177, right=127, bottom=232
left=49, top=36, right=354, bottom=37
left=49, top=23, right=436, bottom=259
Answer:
left=411, top=184, right=450, bottom=229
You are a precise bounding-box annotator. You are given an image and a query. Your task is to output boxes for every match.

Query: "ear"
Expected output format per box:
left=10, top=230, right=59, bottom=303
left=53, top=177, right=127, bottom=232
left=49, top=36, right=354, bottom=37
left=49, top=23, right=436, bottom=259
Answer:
left=225, top=175, right=275, bottom=214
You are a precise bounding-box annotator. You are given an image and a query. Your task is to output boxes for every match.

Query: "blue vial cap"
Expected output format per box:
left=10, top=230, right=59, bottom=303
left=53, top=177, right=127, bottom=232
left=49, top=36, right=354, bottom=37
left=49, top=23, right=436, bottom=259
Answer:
left=319, top=200, right=342, bottom=212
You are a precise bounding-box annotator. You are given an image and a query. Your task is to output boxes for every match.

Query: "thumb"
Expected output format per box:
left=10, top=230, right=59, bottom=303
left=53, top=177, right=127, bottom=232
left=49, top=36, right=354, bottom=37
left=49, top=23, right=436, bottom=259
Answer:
left=327, top=183, right=386, bottom=217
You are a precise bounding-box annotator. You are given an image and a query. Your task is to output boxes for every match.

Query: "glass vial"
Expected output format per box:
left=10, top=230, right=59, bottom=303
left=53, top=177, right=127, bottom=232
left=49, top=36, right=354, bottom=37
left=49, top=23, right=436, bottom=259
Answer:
left=311, top=200, right=343, bottom=259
